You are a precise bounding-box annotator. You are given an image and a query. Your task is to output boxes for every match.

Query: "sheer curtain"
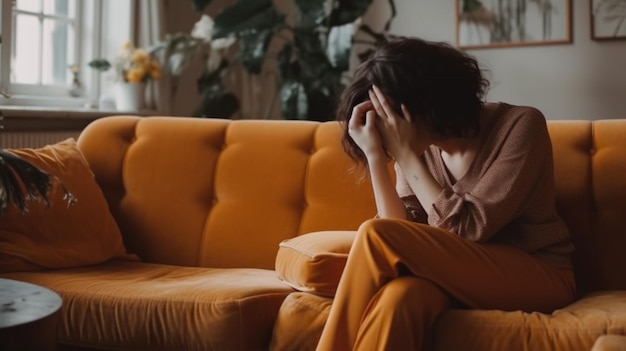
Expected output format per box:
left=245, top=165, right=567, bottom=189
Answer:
left=132, top=0, right=170, bottom=114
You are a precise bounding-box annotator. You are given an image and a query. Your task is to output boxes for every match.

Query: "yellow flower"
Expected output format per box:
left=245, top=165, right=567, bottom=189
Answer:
left=131, top=49, right=149, bottom=65
left=126, top=67, right=146, bottom=83
left=148, top=61, right=161, bottom=80
left=90, top=41, right=161, bottom=83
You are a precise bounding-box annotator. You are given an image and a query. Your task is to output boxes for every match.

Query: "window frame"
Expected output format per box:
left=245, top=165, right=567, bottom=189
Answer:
left=11, top=0, right=82, bottom=96
left=0, top=0, right=116, bottom=109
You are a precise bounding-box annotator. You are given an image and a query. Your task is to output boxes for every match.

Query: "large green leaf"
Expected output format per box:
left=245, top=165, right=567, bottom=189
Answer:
left=191, top=0, right=213, bottom=12
left=194, top=58, right=240, bottom=118
left=277, top=44, right=294, bottom=79
left=281, top=80, right=308, bottom=120
left=195, top=92, right=240, bottom=118
left=293, top=30, right=332, bottom=81
left=326, top=23, right=354, bottom=71
left=196, top=58, right=228, bottom=95
left=305, top=88, right=336, bottom=122
left=161, top=34, right=204, bottom=77
left=240, top=29, right=274, bottom=74
left=309, top=69, right=343, bottom=118
left=213, top=0, right=285, bottom=39
left=294, top=0, right=326, bottom=29
left=88, top=59, right=111, bottom=72
left=328, top=0, right=373, bottom=26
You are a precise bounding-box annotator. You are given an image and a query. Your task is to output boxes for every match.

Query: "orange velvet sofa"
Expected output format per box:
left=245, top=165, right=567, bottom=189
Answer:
left=1, top=116, right=625, bottom=351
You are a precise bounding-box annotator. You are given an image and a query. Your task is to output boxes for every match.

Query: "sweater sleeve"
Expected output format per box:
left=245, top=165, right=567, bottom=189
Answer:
left=427, top=108, right=552, bottom=242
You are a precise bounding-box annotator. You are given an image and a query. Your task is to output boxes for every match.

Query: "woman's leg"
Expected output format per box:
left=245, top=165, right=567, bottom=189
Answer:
left=353, top=276, right=450, bottom=351
left=315, top=219, right=575, bottom=351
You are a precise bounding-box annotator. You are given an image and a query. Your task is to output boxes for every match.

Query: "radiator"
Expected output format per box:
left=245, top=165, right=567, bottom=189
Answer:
left=0, top=131, right=82, bottom=149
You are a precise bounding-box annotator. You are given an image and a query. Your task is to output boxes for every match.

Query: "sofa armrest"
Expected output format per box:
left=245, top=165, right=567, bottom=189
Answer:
left=591, top=335, right=626, bottom=351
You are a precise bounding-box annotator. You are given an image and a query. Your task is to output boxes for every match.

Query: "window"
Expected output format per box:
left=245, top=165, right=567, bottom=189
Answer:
left=0, top=0, right=133, bottom=109
left=12, top=0, right=80, bottom=91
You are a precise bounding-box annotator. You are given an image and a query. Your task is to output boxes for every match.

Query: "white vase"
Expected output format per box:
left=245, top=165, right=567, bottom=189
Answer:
left=114, top=82, right=146, bottom=112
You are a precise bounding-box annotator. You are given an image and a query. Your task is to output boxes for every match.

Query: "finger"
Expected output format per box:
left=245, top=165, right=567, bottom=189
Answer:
left=400, top=104, right=411, bottom=122
left=368, top=89, right=386, bottom=119
left=349, top=101, right=374, bottom=128
left=365, top=110, right=377, bottom=126
left=372, top=85, right=397, bottom=120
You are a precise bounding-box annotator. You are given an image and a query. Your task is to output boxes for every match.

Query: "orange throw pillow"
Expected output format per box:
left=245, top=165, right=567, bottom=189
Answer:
left=275, top=231, right=356, bottom=297
left=0, top=138, right=135, bottom=273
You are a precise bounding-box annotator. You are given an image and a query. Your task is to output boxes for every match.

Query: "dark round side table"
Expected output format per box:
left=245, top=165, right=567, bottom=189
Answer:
left=0, top=278, right=63, bottom=351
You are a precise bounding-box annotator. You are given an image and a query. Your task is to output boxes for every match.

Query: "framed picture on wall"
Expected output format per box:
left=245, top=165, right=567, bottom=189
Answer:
left=456, top=0, right=572, bottom=49
left=591, top=0, right=626, bottom=40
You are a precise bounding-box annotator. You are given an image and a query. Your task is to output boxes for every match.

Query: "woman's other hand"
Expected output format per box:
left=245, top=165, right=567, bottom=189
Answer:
left=348, top=100, right=388, bottom=161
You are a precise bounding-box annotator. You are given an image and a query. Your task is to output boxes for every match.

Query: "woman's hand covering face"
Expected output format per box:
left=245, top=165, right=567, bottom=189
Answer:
left=368, top=85, right=423, bottom=161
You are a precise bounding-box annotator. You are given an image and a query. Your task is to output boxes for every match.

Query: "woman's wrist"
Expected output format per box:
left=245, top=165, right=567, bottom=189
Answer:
left=365, top=148, right=389, bottom=164
left=393, top=147, right=419, bottom=167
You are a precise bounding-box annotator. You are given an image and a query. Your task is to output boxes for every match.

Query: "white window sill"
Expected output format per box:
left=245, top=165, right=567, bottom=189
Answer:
left=0, top=105, right=157, bottom=119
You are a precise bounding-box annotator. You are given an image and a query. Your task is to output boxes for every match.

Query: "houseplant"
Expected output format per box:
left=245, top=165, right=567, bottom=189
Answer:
left=89, top=42, right=162, bottom=112
left=160, top=0, right=395, bottom=120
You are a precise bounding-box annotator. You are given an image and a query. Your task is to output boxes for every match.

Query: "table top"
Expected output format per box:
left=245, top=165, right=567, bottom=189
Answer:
left=0, top=278, right=62, bottom=329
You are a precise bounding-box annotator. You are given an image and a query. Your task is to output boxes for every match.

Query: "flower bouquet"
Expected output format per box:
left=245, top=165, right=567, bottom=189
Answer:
left=89, top=42, right=161, bottom=111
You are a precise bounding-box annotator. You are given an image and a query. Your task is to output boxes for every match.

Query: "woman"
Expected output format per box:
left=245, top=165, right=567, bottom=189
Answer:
left=316, top=37, right=576, bottom=351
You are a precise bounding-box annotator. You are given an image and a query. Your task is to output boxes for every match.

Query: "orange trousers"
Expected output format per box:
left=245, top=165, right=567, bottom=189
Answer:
left=315, top=219, right=576, bottom=351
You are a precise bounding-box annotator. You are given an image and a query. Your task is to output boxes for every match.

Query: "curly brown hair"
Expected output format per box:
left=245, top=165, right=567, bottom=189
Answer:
left=336, top=37, right=490, bottom=164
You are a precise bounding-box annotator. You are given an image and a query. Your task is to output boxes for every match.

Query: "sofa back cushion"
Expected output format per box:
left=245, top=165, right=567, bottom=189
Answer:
left=548, top=120, right=626, bottom=294
left=77, top=117, right=377, bottom=270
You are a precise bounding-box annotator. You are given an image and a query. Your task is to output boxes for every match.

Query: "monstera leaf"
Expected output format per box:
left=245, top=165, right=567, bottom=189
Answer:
left=326, top=23, right=355, bottom=71
left=184, top=0, right=395, bottom=120
left=294, top=0, right=327, bottom=29
left=240, top=29, right=274, bottom=74
left=278, top=30, right=343, bottom=121
left=328, top=0, right=373, bottom=26
left=281, top=80, right=308, bottom=120
left=195, top=92, right=240, bottom=118
left=212, top=0, right=285, bottom=39
left=195, top=58, right=240, bottom=118
left=191, top=0, right=213, bottom=12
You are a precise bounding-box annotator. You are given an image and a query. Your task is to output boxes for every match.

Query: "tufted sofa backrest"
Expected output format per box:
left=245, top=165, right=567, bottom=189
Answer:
left=77, top=116, right=377, bottom=270
left=78, top=116, right=626, bottom=294
left=548, top=120, right=626, bottom=294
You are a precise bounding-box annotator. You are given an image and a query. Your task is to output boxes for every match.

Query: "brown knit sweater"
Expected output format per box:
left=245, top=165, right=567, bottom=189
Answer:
left=395, top=103, right=574, bottom=269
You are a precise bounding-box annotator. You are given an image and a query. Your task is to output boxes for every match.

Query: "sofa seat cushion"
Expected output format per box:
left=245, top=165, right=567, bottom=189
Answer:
left=434, top=291, right=626, bottom=351
left=591, top=334, right=626, bottom=351
left=1, top=260, right=295, bottom=351
left=271, top=292, right=333, bottom=351
left=270, top=290, right=626, bottom=351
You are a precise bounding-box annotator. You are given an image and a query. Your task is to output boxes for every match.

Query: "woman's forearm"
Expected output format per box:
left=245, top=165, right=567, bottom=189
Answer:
left=367, top=155, right=407, bottom=219
left=395, top=152, right=442, bottom=215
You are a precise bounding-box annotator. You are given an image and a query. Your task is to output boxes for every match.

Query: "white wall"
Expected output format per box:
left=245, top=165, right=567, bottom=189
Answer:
left=388, top=0, right=626, bottom=120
